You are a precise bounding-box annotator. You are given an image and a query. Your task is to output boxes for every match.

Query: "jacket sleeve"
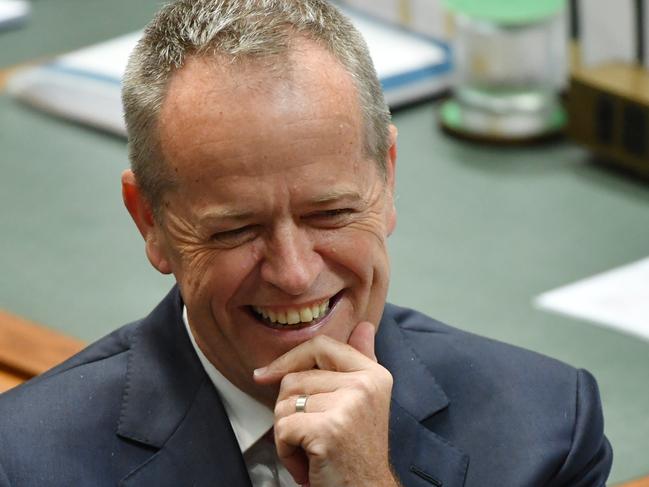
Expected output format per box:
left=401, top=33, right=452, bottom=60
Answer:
left=551, top=369, right=613, bottom=487
left=0, top=461, right=10, bottom=487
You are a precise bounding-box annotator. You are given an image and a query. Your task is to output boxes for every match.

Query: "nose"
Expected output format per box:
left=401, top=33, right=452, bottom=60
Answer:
left=260, top=222, right=322, bottom=295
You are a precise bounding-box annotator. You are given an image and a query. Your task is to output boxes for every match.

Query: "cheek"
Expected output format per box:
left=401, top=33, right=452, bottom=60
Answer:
left=190, top=245, right=262, bottom=308
left=318, top=227, right=388, bottom=278
left=175, top=248, right=218, bottom=296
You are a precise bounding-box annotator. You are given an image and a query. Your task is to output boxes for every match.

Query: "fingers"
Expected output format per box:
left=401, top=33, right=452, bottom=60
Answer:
left=254, top=323, right=378, bottom=384
left=274, top=391, right=331, bottom=417
left=280, top=448, right=309, bottom=486
left=251, top=322, right=389, bottom=486
left=277, top=369, right=342, bottom=399
left=273, top=395, right=328, bottom=486
left=273, top=426, right=310, bottom=486
left=274, top=413, right=327, bottom=482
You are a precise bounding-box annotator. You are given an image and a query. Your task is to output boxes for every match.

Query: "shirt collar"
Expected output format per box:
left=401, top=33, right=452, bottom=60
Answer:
left=182, top=306, right=274, bottom=452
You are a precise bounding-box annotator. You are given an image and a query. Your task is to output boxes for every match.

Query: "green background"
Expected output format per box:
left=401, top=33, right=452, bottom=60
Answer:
left=1, top=1, right=648, bottom=484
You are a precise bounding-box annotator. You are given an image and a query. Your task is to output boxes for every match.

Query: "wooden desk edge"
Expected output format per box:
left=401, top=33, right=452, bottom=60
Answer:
left=0, top=309, right=85, bottom=379
left=619, top=476, right=649, bottom=487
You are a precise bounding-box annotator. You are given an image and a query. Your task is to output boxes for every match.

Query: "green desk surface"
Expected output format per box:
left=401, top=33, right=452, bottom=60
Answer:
left=1, top=1, right=649, bottom=484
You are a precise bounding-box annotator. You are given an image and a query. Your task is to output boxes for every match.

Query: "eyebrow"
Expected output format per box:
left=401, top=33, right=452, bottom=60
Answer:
left=195, top=189, right=365, bottom=224
left=196, top=208, right=255, bottom=224
left=309, top=189, right=364, bottom=205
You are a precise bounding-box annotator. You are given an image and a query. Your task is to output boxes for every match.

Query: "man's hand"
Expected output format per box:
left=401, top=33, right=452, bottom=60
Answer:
left=253, top=322, right=399, bottom=487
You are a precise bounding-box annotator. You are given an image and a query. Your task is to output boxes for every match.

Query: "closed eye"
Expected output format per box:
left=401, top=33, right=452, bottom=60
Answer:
left=305, top=208, right=355, bottom=227
left=320, top=208, right=353, bottom=217
left=210, top=225, right=258, bottom=247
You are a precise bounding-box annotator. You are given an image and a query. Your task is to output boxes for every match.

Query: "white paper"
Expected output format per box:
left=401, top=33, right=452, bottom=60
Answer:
left=535, top=257, right=649, bottom=341
left=55, top=32, right=141, bottom=80
left=350, top=13, right=447, bottom=79
left=7, top=7, right=450, bottom=134
left=342, top=0, right=448, bottom=39
left=49, top=11, right=448, bottom=84
left=579, top=0, right=635, bottom=67
left=0, top=0, right=29, bottom=29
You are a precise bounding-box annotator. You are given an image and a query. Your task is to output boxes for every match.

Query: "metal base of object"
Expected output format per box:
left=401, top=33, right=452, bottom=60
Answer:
left=439, top=98, right=566, bottom=145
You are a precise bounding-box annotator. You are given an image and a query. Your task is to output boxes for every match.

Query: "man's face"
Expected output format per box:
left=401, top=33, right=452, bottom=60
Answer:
left=147, top=40, right=396, bottom=404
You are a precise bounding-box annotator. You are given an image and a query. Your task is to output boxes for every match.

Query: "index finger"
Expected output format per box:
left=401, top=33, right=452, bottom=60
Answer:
left=253, top=334, right=376, bottom=384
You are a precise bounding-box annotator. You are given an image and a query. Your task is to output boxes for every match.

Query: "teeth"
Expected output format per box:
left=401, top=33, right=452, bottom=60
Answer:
left=286, top=310, right=300, bottom=325
left=299, top=308, right=313, bottom=322
left=253, top=299, right=331, bottom=325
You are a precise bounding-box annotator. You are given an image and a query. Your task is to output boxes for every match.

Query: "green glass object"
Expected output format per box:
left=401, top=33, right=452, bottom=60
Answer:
left=440, top=0, right=567, bottom=142
left=442, top=0, right=564, bottom=25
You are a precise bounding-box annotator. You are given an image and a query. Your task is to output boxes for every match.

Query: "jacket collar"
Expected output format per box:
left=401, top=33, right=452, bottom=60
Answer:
left=116, top=289, right=467, bottom=486
left=116, top=287, right=251, bottom=486
left=377, top=308, right=469, bottom=487
left=376, top=309, right=449, bottom=421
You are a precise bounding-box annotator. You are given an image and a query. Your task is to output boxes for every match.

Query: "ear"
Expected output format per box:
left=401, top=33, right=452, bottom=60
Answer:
left=121, top=169, right=173, bottom=275
left=385, top=124, right=398, bottom=236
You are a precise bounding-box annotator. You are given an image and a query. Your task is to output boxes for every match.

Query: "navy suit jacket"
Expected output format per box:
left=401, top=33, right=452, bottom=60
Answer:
left=0, top=287, right=612, bottom=486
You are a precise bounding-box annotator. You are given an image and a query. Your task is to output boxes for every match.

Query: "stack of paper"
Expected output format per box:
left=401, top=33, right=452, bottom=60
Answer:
left=343, top=0, right=449, bottom=40
left=7, top=7, right=451, bottom=135
left=0, top=0, right=29, bottom=31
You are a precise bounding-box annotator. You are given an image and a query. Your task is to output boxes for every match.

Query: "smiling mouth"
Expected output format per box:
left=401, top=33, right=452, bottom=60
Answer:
left=249, top=291, right=343, bottom=330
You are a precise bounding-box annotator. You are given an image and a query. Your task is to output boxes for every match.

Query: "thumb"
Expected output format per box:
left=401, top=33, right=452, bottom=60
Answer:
left=347, top=321, right=377, bottom=361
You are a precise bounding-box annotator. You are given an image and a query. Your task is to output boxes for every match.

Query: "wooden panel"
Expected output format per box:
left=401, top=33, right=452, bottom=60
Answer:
left=619, top=477, right=649, bottom=487
left=0, top=369, right=24, bottom=393
left=573, top=62, right=649, bottom=106
left=0, top=309, right=85, bottom=379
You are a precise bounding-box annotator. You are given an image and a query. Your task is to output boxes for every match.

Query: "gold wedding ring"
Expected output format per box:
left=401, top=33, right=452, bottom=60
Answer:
left=295, top=394, right=308, bottom=413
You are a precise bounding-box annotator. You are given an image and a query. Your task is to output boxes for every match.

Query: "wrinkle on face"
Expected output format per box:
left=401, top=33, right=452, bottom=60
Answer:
left=159, top=207, right=220, bottom=287
left=150, top=36, right=395, bottom=402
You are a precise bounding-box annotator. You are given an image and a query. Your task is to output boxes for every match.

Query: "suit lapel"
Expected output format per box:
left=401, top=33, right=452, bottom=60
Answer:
left=119, top=380, right=251, bottom=487
left=377, top=310, right=469, bottom=487
left=113, top=289, right=467, bottom=486
left=115, top=287, right=251, bottom=487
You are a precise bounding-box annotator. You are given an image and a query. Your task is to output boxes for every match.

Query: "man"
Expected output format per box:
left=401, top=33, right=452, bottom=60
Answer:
left=0, top=1, right=612, bottom=486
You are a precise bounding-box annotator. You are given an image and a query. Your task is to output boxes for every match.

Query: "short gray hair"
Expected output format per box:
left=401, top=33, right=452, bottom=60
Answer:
left=122, top=0, right=391, bottom=213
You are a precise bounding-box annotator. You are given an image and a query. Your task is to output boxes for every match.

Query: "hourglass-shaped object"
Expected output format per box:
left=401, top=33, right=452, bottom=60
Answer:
left=440, top=0, right=567, bottom=142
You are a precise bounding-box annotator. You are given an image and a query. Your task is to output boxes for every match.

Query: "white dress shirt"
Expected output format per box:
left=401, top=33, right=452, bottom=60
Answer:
left=183, top=307, right=299, bottom=487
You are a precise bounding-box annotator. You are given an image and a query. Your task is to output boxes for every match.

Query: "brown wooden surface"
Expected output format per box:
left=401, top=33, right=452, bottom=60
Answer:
left=566, top=76, right=649, bottom=179
left=619, top=477, right=649, bottom=487
left=0, top=369, right=23, bottom=392
left=0, top=309, right=85, bottom=392
left=573, top=62, right=649, bottom=106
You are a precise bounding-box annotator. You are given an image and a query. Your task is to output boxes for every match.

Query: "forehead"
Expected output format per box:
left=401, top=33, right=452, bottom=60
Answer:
left=157, top=38, right=365, bottom=182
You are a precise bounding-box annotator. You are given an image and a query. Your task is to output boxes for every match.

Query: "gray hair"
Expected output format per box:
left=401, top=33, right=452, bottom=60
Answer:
left=122, top=0, right=391, bottom=213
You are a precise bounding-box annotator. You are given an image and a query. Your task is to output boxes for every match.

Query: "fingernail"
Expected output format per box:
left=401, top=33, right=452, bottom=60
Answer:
left=253, top=366, right=268, bottom=377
